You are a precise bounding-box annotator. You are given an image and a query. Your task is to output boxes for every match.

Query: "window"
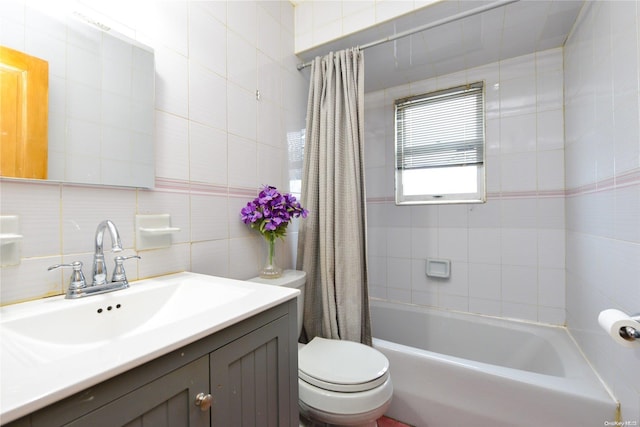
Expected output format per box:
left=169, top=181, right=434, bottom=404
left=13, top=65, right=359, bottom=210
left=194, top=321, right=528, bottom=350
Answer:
left=394, top=82, right=485, bottom=204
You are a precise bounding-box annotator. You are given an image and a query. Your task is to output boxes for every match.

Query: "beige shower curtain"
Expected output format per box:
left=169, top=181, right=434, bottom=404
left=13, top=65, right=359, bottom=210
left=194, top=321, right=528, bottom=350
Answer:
left=296, top=48, right=371, bottom=346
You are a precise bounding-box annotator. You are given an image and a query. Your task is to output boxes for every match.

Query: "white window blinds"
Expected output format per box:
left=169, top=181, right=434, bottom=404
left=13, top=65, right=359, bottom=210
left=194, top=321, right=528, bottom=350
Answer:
left=395, top=82, right=484, bottom=171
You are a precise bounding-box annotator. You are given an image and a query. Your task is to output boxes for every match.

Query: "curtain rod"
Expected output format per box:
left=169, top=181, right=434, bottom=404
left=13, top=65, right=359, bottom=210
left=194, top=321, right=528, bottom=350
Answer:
left=296, top=0, right=520, bottom=71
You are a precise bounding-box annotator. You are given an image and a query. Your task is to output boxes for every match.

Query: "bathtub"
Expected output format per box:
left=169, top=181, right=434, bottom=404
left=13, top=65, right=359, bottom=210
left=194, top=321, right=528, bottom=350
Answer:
left=370, top=300, right=618, bottom=427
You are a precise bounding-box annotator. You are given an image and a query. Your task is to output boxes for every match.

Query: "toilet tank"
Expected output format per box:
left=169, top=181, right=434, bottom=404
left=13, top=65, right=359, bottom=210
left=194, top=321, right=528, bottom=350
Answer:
left=249, top=270, right=306, bottom=337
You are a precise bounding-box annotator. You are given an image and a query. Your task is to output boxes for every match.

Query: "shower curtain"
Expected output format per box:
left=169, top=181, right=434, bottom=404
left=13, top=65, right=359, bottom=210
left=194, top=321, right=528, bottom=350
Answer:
left=296, top=48, right=372, bottom=346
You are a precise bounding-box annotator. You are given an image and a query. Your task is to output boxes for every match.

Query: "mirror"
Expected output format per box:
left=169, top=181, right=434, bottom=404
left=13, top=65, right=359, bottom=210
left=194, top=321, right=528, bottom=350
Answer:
left=0, top=5, right=155, bottom=188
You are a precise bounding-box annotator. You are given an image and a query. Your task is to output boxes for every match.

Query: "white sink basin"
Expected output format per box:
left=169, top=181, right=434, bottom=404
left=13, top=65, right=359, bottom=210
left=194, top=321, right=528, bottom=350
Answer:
left=0, top=272, right=298, bottom=423
left=2, top=275, right=251, bottom=347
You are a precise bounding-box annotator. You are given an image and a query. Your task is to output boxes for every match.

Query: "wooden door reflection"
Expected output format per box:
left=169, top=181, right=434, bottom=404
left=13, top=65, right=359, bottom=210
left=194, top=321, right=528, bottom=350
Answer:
left=0, top=46, right=48, bottom=179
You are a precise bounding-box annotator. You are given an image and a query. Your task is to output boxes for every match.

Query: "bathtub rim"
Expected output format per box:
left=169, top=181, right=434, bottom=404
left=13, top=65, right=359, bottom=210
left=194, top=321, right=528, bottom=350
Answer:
left=369, top=298, right=618, bottom=406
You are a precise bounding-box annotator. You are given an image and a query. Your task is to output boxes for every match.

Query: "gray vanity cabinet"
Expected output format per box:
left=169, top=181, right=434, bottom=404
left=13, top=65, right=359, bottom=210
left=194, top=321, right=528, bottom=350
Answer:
left=67, top=356, right=210, bottom=427
left=4, top=300, right=298, bottom=427
left=211, top=315, right=290, bottom=427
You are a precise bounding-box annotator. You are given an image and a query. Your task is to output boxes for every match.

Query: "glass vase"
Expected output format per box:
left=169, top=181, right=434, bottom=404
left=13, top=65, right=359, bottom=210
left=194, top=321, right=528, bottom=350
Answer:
left=260, top=235, right=282, bottom=279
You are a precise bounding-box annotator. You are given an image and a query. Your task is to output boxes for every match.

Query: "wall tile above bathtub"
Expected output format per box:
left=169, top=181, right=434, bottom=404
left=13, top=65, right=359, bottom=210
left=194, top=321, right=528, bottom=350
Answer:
left=557, top=1, right=640, bottom=418
left=365, top=48, right=566, bottom=325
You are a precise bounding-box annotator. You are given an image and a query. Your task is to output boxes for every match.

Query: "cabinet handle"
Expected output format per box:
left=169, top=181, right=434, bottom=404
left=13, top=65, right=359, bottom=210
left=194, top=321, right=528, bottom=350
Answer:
left=195, top=392, right=213, bottom=411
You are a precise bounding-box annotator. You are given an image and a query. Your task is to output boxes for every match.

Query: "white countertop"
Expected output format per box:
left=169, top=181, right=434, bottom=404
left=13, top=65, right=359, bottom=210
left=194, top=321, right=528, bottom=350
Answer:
left=0, top=272, right=298, bottom=423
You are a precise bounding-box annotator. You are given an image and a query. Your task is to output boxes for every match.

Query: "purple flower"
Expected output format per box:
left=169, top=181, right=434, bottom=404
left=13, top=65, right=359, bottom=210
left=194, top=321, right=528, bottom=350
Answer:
left=240, top=202, right=263, bottom=224
left=239, top=185, right=308, bottom=239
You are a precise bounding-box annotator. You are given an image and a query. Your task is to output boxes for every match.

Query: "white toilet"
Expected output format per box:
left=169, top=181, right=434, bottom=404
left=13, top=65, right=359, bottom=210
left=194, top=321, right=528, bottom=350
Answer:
left=250, top=270, right=393, bottom=427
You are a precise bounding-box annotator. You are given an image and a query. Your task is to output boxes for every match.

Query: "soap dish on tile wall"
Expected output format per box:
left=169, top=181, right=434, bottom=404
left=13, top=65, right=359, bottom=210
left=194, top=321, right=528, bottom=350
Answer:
left=426, top=258, right=450, bottom=279
left=135, top=214, right=180, bottom=251
left=0, top=215, right=23, bottom=266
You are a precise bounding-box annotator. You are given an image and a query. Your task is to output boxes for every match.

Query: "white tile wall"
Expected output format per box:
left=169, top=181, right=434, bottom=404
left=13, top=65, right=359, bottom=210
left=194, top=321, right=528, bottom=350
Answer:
left=294, top=0, right=440, bottom=52
left=365, top=48, right=566, bottom=325
left=564, top=1, right=640, bottom=422
left=189, top=123, right=228, bottom=185
left=188, top=4, right=227, bottom=77
left=155, top=111, right=190, bottom=181
left=0, top=0, right=308, bottom=305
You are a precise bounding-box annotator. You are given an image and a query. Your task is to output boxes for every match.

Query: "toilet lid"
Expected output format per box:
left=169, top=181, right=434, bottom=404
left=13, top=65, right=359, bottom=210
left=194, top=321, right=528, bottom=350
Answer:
left=298, top=337, right=389, bottom=392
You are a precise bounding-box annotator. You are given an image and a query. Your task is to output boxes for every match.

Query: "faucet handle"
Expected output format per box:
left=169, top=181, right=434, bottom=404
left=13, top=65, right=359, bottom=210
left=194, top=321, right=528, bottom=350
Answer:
left=112, top=255, right=141, bottom=283
left=48, top=261, right=86, bottom=291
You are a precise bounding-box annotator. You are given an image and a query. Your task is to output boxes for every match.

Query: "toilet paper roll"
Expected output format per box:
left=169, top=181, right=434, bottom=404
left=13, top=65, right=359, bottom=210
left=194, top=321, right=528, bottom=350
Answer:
left=598, top=309, right=640, bottom=348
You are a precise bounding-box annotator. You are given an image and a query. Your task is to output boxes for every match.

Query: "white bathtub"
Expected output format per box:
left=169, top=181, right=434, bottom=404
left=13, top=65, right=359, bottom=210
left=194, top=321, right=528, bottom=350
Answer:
left=370, top=300, right=618, bottom=427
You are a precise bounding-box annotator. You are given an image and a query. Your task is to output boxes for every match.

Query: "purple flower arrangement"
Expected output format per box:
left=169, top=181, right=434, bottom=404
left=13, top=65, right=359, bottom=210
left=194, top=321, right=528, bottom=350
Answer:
left=240, top=185, right=308, bottom=241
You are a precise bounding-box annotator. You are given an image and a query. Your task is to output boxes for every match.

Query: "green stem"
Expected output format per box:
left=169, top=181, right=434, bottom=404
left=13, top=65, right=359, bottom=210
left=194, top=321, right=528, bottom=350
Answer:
left=267, top=235, right=275, bottom=265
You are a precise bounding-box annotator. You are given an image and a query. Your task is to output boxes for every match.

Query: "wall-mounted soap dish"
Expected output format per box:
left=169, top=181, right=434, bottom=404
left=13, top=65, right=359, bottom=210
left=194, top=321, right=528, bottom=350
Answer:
left=135, top=214, right=180, bottom=251
left=426, top=258, right=450, bottom=279
left=0, top=233, right=23, bottom=245
left=0, top=216, right=23, bottom=266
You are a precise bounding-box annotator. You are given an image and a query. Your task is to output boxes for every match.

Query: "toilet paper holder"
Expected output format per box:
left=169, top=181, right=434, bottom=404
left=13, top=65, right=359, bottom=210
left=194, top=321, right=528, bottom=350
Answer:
left=620, top=313, right=640, bottom=341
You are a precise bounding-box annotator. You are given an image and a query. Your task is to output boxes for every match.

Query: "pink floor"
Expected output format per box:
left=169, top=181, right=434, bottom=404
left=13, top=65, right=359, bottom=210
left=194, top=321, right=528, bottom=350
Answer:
left=377, top=415, right=413, bottom=427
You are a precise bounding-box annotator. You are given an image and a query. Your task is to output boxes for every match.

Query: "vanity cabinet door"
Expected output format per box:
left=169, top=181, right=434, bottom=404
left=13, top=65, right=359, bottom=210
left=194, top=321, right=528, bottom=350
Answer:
left=210, top=315, right=292, bottom=427
left=66, top=356, right=210, bottom=427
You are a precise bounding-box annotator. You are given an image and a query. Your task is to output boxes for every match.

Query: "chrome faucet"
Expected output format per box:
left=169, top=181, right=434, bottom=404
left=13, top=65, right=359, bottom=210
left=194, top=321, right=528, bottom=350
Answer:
left=48, top=220, right=140, bottom=299
left=92, top=219, right=123, bottom=285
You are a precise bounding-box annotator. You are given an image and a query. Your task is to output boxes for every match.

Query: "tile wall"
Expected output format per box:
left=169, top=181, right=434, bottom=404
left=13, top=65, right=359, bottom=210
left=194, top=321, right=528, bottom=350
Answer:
left=564, top=1, right=640, bottom=421
left=294, top=0, right=439, bottom=52
left=364, top=48, right=566, bottom=325
left=0, top=0, right=308, bottom=305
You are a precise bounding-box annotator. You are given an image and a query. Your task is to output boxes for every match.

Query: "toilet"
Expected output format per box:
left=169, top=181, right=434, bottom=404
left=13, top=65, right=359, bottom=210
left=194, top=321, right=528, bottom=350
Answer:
left=250, top=270, right=393, bottom=427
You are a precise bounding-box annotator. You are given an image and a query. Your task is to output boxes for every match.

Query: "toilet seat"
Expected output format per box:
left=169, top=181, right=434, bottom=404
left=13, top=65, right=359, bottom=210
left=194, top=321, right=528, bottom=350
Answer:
left=298, top=337, right=390, bottom=392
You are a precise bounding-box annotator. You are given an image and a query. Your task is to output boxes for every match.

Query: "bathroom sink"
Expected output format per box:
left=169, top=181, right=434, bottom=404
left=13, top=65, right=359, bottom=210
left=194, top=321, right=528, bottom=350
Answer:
left=2, top=275, right=252, bottom=347
left=1, top=272, right=299, bottom=423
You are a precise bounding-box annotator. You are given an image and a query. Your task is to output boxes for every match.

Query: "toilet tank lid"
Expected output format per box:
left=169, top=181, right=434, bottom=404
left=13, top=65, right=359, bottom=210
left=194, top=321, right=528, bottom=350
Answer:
left=248, top=270, right=306, bottom=289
